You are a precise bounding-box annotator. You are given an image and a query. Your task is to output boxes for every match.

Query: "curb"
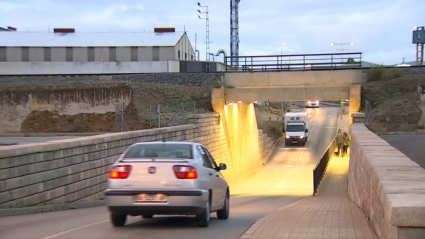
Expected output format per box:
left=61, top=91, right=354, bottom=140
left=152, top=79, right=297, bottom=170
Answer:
left=377, top=131, right=425, bottom=135
left=0, top=200, right=105, bottom=217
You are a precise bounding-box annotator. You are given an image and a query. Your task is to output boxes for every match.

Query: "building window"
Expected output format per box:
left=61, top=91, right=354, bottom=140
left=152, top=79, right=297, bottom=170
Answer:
left=109, top=47, right=116, bottom=61
left=191, top=55, right=193, bottom=61
left=131, top=47, right=138, bottom=61
left=87, top=47, right=95, bottom=62
left=44, top=47, right=51, bottom=62
left=152, top=46, right=159, bottom=61
left=0, top=47, right=6, bottom=62
left=21, top=47, right=29, bottom=62
left=66, top=47, right=73, bottom=62
left=178, top=50, right=180, bottom=60
left=185, top=53, right=187, bottom=60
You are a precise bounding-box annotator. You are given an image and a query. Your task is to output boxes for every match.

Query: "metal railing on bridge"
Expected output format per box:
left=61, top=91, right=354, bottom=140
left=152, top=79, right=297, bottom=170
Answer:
left=224, top=52, right=362, bottom=72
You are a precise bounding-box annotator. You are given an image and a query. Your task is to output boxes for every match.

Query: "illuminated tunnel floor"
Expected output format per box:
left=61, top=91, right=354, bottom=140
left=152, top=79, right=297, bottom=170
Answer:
left=230, top=107, right=340, bottom=197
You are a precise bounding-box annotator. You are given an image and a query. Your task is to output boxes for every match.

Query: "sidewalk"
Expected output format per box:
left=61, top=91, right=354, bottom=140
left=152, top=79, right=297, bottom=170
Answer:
left=239, top=114, right=376, bottom=239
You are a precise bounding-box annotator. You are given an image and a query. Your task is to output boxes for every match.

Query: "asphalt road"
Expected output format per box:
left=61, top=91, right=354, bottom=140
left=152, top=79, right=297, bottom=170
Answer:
left=380, top=134, right=425, bottom=169
left=0, top=107, right=340, bottom=239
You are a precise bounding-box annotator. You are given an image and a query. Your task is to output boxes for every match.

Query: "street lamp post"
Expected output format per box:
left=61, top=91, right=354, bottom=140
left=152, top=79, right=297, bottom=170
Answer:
left=198, top=2, right=210, bottom=63
left=288, top=52, right=300, bottom=70
left=280, top=43, right=286, bottom=69
left=330, top=43, right=354, bottom=62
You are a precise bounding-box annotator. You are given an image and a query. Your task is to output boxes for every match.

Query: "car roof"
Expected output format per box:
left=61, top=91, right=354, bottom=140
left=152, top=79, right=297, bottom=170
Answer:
left=130, top=141, right=200, bottom=146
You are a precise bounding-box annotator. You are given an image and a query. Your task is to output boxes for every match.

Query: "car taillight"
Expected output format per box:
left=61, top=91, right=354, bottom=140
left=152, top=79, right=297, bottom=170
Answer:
left=109, top=165, right=132, bottom=179
left=173, top=165, right=198, bottom=179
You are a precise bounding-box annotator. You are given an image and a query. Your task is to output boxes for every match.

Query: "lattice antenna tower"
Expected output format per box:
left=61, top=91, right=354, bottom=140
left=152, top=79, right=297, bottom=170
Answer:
left=230, top=0, right=240, bottom=67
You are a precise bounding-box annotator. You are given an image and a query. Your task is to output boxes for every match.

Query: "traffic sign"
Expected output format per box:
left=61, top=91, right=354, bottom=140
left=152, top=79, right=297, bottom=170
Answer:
left=413, top=30, right=425, bottom=44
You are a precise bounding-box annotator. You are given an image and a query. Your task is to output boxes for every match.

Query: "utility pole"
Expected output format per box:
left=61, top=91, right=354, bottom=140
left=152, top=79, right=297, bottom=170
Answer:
left=198, top=2, right=211, bottom=71
left=230, top=0, right=241, bottom=68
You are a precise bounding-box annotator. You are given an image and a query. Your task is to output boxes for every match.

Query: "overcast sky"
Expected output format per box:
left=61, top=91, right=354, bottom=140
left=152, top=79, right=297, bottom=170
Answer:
left=1, top=0, right=424, bottom=64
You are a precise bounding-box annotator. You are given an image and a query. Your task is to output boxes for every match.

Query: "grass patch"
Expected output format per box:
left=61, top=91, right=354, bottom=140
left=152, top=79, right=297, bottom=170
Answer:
left=367, top=66, right=404, bottom=82
left=257, top=120, right=284, bottom=140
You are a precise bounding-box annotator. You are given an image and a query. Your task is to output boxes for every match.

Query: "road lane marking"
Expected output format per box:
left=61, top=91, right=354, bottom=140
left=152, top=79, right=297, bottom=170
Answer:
left=274, top=110, right=320, bottom=189
left=41, top=220, right=109, bottom=239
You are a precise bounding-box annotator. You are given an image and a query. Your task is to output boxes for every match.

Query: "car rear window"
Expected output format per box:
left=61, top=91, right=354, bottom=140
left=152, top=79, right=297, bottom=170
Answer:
left=124, top=143, right=193, bottom=159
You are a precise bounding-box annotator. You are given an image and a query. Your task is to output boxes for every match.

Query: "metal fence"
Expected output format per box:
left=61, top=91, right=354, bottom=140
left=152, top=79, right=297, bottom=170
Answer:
left=313, top=137, right=337, bottom=196
left=224, top=52, right=362, bottom=72
left=142, top=101, right=209, bottom=129
left=364, top=100, right=375, bottom=125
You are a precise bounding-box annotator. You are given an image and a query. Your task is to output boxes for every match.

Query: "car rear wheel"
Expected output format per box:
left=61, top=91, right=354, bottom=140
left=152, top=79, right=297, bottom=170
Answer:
left=196, top=201, right=210, bottom=227
left=217, top=192, right=229, bottom=220
left=142, top=215, right=153, bottom=219
left=110, top=213, right=127, bottom=227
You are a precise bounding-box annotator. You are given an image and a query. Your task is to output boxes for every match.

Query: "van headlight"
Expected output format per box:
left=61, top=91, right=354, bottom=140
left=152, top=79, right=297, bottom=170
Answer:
left=299, top=134, right=304, bottom=139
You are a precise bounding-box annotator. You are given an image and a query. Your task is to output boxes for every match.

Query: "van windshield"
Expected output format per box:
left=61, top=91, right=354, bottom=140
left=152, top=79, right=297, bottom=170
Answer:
left=286, top=125, right=305, bottom=132
left=124, top=143, right=193, bottom=159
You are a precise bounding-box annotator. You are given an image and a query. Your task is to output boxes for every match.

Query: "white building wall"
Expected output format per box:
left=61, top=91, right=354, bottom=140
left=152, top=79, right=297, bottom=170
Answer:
left=0, top=61, right=180, bottom=75
left=73, top=47, right=88, bottom=62
left=51, top=47, right=66, bottom=62
left=29, top=47, right=44, bottom=62
left=175, top=33, right=195, bottom=61
left=138, top=47, right=153, bottom=61
left=94, top=47, right=109, bottom=62
left=6, top=47, right=21, bottom=61
left=117, top=47, right=131, bottom=62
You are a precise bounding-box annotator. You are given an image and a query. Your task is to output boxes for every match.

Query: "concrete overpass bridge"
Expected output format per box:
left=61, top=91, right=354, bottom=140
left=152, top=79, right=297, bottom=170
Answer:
left=212, top=53, right=364, bottom=123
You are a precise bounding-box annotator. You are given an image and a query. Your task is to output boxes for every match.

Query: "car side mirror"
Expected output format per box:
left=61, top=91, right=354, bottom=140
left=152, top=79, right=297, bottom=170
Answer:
left=218, top=163, right=227, bottom=171
left=305, top=129, right=308, bottom=133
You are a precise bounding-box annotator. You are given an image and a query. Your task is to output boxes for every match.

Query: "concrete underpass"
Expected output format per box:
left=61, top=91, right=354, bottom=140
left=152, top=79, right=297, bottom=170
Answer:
left=0, top=105, right=343, bottom=239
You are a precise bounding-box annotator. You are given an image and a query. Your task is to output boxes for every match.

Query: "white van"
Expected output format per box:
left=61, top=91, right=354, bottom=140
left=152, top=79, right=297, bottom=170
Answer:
left=305, top=100, right=319, bottom=108
left=284, top=112, right=309, bottom=146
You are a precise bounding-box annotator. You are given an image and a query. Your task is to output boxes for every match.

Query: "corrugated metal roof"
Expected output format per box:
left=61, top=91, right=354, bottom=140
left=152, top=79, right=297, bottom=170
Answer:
left=0, top=31, right=185, bottom=47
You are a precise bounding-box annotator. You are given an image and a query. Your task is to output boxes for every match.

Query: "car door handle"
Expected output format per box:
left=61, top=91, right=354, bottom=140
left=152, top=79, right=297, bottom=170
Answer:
left=209, top=172, right=213, bottom=176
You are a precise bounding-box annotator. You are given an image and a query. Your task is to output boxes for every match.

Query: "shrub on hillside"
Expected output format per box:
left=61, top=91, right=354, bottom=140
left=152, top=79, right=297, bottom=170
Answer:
left=257, top=120, right=284, bottom=140
left=367, top=66, right=404, bottom=82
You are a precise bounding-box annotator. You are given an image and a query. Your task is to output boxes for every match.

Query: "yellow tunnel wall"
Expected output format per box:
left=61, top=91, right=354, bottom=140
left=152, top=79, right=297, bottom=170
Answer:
left=224, top=102, right=261, bottom=178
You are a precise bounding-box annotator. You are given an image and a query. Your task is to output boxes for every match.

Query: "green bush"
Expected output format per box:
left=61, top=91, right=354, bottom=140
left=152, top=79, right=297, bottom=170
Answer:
left=367, top=66, right=404, bottom=82
left=257, top=120, right=284, bottom=140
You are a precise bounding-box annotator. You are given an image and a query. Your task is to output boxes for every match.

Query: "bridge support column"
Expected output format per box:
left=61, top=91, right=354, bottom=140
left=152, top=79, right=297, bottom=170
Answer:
left=349, top=84, right=361, bottom=125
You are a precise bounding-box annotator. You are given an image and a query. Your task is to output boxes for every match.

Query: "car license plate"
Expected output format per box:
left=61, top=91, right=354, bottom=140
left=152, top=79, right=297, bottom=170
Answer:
left=134, top=193, right=168, bottom=203
left=292, top=141, right=298, bottom=143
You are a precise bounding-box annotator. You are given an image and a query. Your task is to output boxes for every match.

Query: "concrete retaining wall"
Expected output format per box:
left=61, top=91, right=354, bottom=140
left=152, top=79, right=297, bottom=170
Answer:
left=348, top=124, right=425, bottom=239
left=0, top=113, right=275, bottom=216
left=0, top=84, right=141, bottom=133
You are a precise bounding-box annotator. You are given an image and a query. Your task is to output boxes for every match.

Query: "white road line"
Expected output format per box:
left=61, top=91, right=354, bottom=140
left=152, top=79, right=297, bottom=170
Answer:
left=41, top=220, right=109, bottom=239
left=274, top=115, right=319, bottom=189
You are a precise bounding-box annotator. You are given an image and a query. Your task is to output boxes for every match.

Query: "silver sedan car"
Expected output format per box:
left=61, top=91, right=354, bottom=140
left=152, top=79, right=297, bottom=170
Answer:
left=105, top=141, right=230, bottom=227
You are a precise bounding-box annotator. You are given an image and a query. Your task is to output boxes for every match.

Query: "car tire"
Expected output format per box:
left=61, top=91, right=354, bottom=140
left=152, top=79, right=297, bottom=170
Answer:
left=305, top=137, right=308, bottom=142
left=285, top=142, right=289, bottom=146
left=196, top=201, right=210, bottom=227
left=142, top=215, right=153, bottom=219
left=110, top=213, right=127, bottom=227
left=217, top=192, right=229, bottom=220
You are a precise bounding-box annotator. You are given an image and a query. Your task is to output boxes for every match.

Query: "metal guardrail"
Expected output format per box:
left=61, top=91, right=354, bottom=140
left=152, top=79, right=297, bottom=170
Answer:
left=224, top=52, right=363, bottom=72
left=313, top=137, right=337, bottom=196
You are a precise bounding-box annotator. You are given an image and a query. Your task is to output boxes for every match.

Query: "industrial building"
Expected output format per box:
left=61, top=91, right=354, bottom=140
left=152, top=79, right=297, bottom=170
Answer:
left=0, top=27, right=223, bottom=75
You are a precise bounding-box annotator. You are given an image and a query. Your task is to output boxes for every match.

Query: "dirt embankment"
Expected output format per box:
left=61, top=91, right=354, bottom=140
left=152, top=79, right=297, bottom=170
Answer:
left=363, top=67, right=425, bottom=133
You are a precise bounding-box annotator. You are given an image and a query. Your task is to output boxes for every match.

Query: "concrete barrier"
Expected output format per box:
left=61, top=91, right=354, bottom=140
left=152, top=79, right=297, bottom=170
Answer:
left=0, top=113, right=275, bottom=216
left=348, top=124, right=425, bottom=239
